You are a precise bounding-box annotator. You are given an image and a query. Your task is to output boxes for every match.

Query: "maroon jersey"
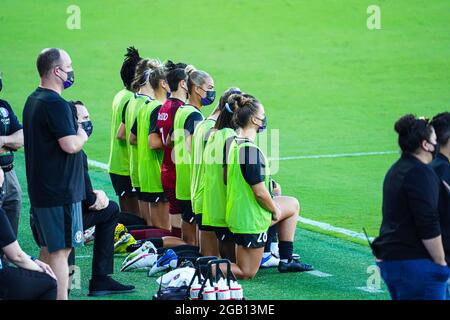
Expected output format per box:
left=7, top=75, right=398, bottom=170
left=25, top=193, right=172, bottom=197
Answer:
left=156, top=98, right=184, bottom=188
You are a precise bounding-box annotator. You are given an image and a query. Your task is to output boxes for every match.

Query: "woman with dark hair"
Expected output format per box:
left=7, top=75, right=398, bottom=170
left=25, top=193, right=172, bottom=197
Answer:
left=191, top=87, right=240, bottom=257
left=223, top=93, right=313, bottom=279
left=154, top=61, right=188, bottom=238
left=173, top=65, right=215, bottom=246
left=372, top=114, right=449, bottom=300
left=430, top=112, right=450, bottom=289
left=201, top=88, right=241, bottom=261
left=108, top=47, right=141, bottom=216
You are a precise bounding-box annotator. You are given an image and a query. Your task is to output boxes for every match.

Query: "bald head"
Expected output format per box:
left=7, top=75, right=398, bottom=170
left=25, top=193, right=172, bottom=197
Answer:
left=36, top=48, right=72, bottom=78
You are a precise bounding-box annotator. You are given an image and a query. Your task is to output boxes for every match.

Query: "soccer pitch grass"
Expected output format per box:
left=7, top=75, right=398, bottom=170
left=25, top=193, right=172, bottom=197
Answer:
left=14, top=152, right=389, bottom=300
left=1, top=0, right=449, bottom=299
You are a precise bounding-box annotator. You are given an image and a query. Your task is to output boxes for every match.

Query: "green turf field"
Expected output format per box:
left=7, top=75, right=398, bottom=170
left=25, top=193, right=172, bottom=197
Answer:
left=1, top=0, right=449, bottom=299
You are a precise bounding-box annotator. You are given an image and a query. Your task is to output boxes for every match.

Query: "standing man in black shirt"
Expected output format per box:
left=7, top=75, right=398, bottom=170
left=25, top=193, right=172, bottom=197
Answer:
left=0, top=71, right=24, bottom=236
left=372, top=114, right=450, bottom=300
left=22, top=48, right=88, bottom=300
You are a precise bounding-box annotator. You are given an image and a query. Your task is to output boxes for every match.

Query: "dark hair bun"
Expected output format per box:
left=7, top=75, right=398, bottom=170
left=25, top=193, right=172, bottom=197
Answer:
left=164, top=60, right=177, bottom=72
left=125, top=46, right=140, bottom=61
left=227, top=93, right=253, bottom=112
left=394, top=114, right=416, bottom=135
left=394, top=114, right=433, bottom=153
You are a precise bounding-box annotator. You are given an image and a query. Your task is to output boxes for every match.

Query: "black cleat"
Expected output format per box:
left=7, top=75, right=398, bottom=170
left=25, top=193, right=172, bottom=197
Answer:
left=278, top=260, right=314, bottom=273
left=88, top=276, right=135, bottom=297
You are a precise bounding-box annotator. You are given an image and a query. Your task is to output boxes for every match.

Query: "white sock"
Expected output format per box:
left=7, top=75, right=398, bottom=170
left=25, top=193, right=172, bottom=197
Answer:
left=281, top=259, right=288, bottom=263
left=270, top=242, right=279, bottom=252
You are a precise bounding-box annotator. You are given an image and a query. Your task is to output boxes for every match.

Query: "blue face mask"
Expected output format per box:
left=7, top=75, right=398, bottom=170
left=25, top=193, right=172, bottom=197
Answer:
left=255, top=116, right=267, bottom=133
left=58, top=68, right=75, bottom=89
left=201, top=90, right=216, bottom=106
left=81, top=120, right=93, bottom=137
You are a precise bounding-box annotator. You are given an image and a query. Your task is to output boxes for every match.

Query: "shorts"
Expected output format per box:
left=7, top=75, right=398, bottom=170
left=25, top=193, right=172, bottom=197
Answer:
left=179, top=200, right=195, bottom=224
left=195, top=214, right=214, bottom=231
left=138, top=191, right=168, bottom=203
left=109, top=173, right=137, bottom=197
left=234, top=231, right=268, bottom=249
left=163, top=186, right=181, bottom=215
left=214, top=227, right=235, bottom=242
left=30, top=202, right=84, bottom=253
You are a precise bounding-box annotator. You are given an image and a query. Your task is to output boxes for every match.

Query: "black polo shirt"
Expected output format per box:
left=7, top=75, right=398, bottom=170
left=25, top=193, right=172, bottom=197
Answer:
left=372, top=153, right=441, bottom=261
left=430, top=153, right=450, bottom=264
left=0, top=99, right=23, bottom=167
left=22, top=87, right=85, bottom=208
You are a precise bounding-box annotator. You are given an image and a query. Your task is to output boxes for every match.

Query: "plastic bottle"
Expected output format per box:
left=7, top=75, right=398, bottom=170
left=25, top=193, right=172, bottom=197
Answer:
left=190, top=278, right=202, bottom=300
left=230, top=280, right=243, bottom=300
left=216, top=278, right=231, bottom=300
left=202, top=281, right=217, bottom=300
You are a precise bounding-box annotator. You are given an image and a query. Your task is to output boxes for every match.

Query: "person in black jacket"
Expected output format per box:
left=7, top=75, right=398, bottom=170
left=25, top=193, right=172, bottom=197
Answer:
left=372, top=114, right=450, bottom=300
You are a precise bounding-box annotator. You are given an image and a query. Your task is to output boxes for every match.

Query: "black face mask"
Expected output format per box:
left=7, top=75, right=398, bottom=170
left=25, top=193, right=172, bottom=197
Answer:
left=428, top=141, right=439, bottom=158
left=81, top=121, right=93, bottom=137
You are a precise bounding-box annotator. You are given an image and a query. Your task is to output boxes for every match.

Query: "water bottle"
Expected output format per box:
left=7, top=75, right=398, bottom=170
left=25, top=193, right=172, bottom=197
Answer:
left=202, top=282, right=217, bottom=300
left=217, top=278, right=231, bottom=300
left=190, top=282, right=202, bottom=300
left=230, top=280, right=243, bottom=300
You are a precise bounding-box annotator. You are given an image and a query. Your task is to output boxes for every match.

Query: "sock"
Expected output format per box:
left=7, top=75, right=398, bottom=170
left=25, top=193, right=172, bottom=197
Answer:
left=279, top=241, right=293, bottom=263
left=264, top=225, right=278, bottom=252
left=270, top=242, right=279, bottom=253
left=148, top=238, right=164, bottom=249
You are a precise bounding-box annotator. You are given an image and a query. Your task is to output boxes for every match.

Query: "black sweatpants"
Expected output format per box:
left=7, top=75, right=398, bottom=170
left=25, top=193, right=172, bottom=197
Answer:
left=81, top=201, right=120, bottom=277
left=0, top=267, right=57, bottom=300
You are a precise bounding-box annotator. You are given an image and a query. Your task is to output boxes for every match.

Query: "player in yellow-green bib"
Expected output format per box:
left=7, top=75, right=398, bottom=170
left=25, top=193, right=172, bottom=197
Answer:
left=200, top=88, right=241, bottom=261
left=192, top=88, right=241, bottom=257
left=224, top=93, right=313, bottom=280
left=117, top=60, right=154, bottom=220
left=108, top=47, right=141, bottom=216
left=173, top=65, right=214, bottom=245
left=129, top=59, right=171, bottom=230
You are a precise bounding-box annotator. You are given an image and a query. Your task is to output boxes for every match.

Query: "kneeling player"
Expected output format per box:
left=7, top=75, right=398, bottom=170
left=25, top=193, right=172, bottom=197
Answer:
left=224, top=93, right=313, bottom=279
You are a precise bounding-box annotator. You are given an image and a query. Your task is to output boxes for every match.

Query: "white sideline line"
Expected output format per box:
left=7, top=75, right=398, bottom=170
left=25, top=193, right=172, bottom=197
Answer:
left=88, top=156, right=378, bottom=242
left=298, top=217, right=374, bottom=242
left=88, top=159, right=109, bottom=170
left=306, top=270, right=333, bottom=278
left=356, top=287, right=384, bottom=294
left=76, top=255, right=91, bottom=259
left=268, top=151, right=398, bottom=161
left=88, top=151, right=399, bottom=170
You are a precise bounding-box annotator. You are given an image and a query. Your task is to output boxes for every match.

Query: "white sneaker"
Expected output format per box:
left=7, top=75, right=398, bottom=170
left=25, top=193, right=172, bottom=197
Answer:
left=148, top=249, right=178, bottom=277
left=121, top=241, right=158, bottom=272
left=260, top=254, right=280, bottom=268
left=120, top=251, right=158, bottom=272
